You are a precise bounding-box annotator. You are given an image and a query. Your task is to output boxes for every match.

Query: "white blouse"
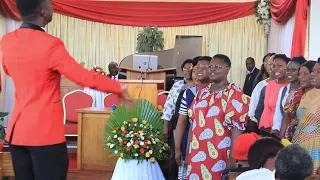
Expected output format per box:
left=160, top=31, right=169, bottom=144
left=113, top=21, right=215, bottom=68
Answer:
left=248, top=80, right=268, bottom=123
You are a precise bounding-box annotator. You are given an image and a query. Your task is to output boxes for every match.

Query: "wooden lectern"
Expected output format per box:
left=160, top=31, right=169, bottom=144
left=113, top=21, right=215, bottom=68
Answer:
left=119, top=79, right=164, bottom=106
left=119, top=66, right=176, bottom=90
left=76, top=80, right=163, bottom=171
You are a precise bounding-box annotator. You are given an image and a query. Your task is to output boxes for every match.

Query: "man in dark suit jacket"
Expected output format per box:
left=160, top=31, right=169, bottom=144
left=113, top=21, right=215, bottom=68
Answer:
left=107, top=62, right=126, bottom=80
left=243, top=57, right=260, bottom=96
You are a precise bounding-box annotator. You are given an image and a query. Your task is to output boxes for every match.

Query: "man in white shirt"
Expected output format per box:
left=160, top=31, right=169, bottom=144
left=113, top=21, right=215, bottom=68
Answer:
left=107, top=62, right=126, bottom=80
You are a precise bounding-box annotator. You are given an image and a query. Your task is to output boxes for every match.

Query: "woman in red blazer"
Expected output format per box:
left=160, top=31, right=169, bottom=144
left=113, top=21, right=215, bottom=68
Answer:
left=0, top=0, right=132, bottom=179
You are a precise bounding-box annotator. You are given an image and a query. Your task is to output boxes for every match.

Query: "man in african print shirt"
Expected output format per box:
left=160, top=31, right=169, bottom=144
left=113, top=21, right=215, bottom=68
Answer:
left=186, top=54, right=250, bottom=180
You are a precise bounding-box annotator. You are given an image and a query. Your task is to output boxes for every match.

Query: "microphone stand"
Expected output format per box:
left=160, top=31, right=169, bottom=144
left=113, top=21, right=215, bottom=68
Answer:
left=138, top=66, right=145, bottom=80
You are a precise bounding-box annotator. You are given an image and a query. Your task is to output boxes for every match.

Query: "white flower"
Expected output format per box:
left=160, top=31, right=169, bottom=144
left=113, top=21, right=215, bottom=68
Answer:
left=127, top=142, right=131, bottom=147
left=129, top=131, right=133, bottom=134
left=110, top=144, right=115, bottom=148
left=149, top=150, right=153, bottom=154
left=140, top=136, right=145, bottom=141
left=114, top=135, right=117, bottom=139
left=130, top=134, right=134, bottom=137
left=114, top=150, right=118, bottom=154
left=134, top=153, right=138, bottom=157
left=140, top=141, right=144, bottom=146
left=134, top=124, right=137, bottom=126
left=128, top=124, right=131, bottom=127
left=152, top=141, right=156, bottom=144
left=117, top=137, right=122, bottom=141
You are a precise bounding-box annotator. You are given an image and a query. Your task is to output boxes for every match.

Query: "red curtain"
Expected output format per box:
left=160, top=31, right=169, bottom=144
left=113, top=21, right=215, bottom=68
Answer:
left=270, top=0, right=309, bottom=57
left=291, top=0, right=309, bottom=57
left=1, top=0, right=254, bottom=27
left=270, top=0, right=296, bottom=25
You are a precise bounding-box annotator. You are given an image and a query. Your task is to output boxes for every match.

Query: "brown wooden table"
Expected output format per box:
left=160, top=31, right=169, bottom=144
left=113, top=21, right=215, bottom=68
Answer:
left=76, top=107, right=118, bottom=171
left=0, top=145, right=14, bottom=178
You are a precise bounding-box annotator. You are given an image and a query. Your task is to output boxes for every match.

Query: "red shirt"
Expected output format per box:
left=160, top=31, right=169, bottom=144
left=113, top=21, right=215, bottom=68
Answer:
left=1, top=28, right=123, bottom=146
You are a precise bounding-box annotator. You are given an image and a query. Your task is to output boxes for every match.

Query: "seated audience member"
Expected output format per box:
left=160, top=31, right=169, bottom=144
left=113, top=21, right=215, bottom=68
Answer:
left=107, top=62, right=126, bottom=80
left=221, top=133, right=261, bottom=180
left=259, top=54, right=289, bottom=132
left=272, top=56, right=306, bottom=136
left=236, top=137, right=284, bottom=180
left=275, top=144, right=313, bottom=180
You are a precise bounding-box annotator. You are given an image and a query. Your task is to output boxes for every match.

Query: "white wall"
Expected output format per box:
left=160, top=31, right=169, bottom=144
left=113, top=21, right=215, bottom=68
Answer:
left=309, top=0, right=320, bottom=60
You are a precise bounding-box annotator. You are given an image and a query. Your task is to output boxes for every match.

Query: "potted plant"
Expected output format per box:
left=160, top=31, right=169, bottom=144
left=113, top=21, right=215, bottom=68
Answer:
left=0, top=112, right=9, bottom=150
left=136, top=26, right=164, bottom=53
left=105, top=99, right=169, bottom=180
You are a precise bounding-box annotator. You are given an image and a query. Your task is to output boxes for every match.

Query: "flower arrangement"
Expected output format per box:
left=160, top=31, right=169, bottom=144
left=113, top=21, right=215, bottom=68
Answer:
left=105, top=99, right=170, bottom=163
left=253, top=0, right=271, bottom=34
left=90, top=65, right=106, bottom=75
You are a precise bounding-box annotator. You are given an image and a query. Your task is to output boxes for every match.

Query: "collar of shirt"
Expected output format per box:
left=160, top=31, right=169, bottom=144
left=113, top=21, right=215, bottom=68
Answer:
left=249, top=67, right=256, bottom=74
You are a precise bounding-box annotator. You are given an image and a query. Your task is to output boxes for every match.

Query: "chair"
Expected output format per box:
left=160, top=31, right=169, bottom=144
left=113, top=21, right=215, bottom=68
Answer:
left=157, top=91, right=169, bottom=108
left=62, top=90, right=94, bottom=136
left=104, top=93, right=122, bottom=108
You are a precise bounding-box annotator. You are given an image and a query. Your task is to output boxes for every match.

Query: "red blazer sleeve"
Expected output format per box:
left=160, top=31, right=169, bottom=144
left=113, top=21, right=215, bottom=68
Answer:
left=47, top=40, right=123, bottom=94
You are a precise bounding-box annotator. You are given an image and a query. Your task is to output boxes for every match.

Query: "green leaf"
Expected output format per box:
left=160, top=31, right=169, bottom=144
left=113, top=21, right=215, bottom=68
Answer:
left=136, top=26, right=164, bottom=53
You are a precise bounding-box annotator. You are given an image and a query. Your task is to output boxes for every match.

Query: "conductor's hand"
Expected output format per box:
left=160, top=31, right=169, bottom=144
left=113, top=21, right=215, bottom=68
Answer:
left=117, top=90, right=135, bottom=109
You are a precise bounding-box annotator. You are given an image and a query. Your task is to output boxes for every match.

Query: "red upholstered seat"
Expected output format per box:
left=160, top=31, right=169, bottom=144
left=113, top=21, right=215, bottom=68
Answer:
left=63, top=90, right=94, bottom=136
left=104, top=93, right=122, bottom=108
left=157, top=92, right=168, bottom=107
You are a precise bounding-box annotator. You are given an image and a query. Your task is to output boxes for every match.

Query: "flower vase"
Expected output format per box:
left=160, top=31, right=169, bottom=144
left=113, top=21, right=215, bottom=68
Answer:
left=111, top=158, right=165, bottom=180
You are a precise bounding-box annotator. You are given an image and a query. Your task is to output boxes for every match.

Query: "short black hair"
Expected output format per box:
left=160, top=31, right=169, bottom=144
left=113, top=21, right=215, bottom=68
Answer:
left=17, top=0, right=45, bottom=20
left=275, top=145, right=313, bottom=180
left=212, top=54, right=231, bottom=68
left=181, top=59, right=193, bottom=71
left=192, top=56, right=202, bottom=66
left=273, top=54, right=290, bottom=64
left=291, top=55, right=307, bottom=66
left=246, top=57, right=255, bottom=63
left=318, top=57, right=320, bottom=63
left=248, top=137, right=283, bottom=169
left=300, top=61, right=317, bottom=73
left=198, top=56, right=212, bottom=63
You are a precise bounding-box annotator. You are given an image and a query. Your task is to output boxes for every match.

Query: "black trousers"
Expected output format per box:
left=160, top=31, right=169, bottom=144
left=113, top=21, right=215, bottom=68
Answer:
left=9, top=142, right=69, bottom=180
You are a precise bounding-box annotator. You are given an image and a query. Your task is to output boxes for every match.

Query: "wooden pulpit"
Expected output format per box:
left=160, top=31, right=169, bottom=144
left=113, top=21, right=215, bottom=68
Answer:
left=118, top=66, right=176, bottom=90
left=76, top=80, right=163, bottom=171
left=76, top=107, right=116, bottom=171
left=119, top=80, right=164, bottom=106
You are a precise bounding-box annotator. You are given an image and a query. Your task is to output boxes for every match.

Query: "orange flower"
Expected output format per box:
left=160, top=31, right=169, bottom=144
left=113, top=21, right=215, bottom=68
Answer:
left=126, top=147, right=131, bottom=152
left=140, top=149, right=145, bottom=154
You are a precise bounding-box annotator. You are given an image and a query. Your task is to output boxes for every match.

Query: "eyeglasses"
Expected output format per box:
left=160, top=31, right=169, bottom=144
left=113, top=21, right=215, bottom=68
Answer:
left=182, top=67, right=192, bottom=71
left=208, top=64, right=225, bottom=70
left=286, top=68, right=299, bottom=73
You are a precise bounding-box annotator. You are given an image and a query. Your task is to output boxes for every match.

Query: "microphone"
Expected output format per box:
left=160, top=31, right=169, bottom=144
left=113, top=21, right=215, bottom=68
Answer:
left=138, top=66, right=144, bottom=80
